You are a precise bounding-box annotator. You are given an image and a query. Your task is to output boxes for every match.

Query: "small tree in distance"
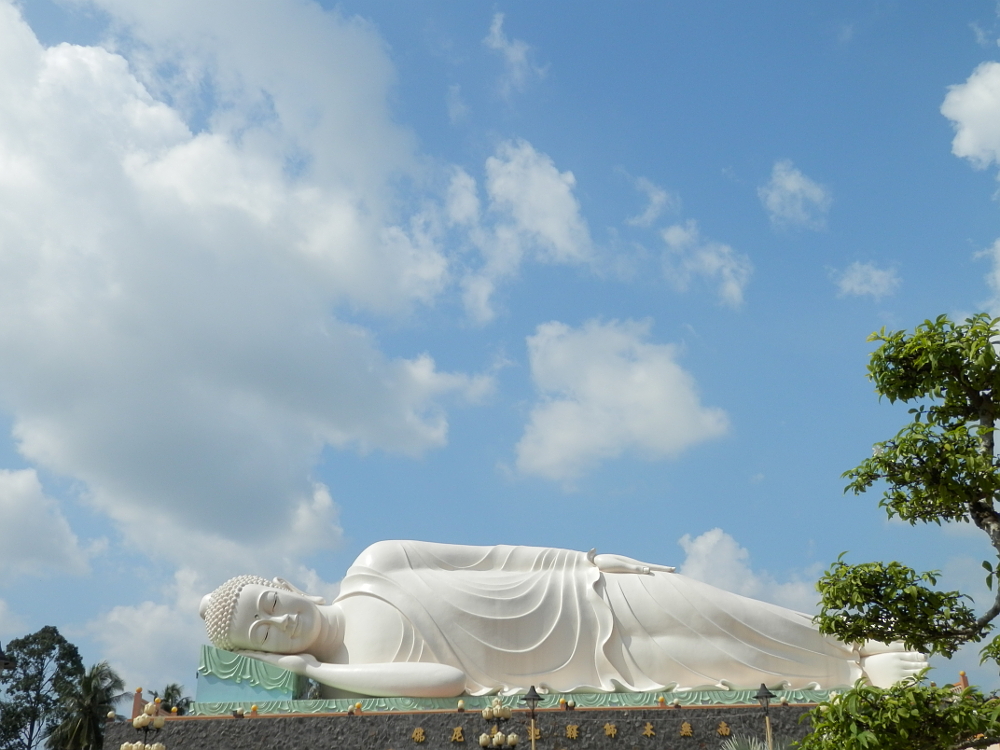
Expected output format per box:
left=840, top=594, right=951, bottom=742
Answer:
left=47, top=661, right=126, bottom=750
left=150, top=684, right=191, bottom=716
left=800, top=314, right=1000, bottom=750
left=0, top=626, right=83, bottom=750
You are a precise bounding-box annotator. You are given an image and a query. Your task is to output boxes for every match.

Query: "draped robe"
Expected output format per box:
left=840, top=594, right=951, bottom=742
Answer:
left=335, top=541, right=859, bottom=694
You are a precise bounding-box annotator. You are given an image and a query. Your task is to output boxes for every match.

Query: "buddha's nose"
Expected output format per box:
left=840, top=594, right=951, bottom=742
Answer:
left=275, top=614, right=296, bottom=632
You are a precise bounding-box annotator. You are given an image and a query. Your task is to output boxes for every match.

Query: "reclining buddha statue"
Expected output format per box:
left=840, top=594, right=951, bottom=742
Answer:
left=200, top=540, right=927, bottom=698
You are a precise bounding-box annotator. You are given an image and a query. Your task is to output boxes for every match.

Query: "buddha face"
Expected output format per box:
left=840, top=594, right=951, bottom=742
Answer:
left=227, top=584, right=323, bottom=654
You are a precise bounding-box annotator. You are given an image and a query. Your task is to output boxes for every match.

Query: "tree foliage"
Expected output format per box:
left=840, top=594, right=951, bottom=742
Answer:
left=0, top=627, right=83, bottom=750
left=803, top=314, right=1000, bottom=749
left=150, top=684, right=191, bottom=716
left=798, top=678, right=1000, bottom=750
left=816, top=314, right=1000, bottom=660
left=47, top=661, right=125, bottom=750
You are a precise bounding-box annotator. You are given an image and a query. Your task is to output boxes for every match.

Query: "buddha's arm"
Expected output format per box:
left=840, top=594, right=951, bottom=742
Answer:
left=591, top=551, right=675, bottom=575
left=237, top=651, right=467, bottom=698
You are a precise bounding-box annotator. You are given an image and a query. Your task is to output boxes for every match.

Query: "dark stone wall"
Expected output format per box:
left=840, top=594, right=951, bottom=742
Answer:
left=106, top=704, right=813, bottom=750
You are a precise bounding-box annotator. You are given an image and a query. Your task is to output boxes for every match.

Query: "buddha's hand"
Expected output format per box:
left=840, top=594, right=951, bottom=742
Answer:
left=235, top=650, right=319, bottom=675
left=858, top=642, right=928, bottom=688
left=591, top=552, right=676, bottom=575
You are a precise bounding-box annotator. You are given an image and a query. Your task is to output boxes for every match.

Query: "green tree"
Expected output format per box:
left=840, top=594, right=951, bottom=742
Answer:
left=47, top=662, right=125, bottom=750
left=800, top=678, right=1000, bottom=750
left=0, top=627, right=83, bottom=750
left=801, top=314, right=1000, bottom=749
left=150, top=683, right=191, bottom=716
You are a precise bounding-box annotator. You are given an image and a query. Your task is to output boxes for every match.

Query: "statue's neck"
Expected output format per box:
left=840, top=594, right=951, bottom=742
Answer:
left=310, top=603, right=345, bottom=663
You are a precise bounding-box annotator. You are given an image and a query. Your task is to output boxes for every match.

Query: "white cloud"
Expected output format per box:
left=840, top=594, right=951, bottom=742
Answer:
left=0, top=0, right=495, bottom=578
left=86, top=568, right=208, bottom=691
left=969, top=22, right=991, bottom=48
left=515, top=319, right=728, bottom=482
left=678, top=528, right=818, bottom=613
left=757, top=159, right=831, bottom=229
left=446, top=167, right=481, bottom=227
left=833, top=261, right=900, bottom=299
left=662, top=220, right=752, bottom=307
left=626, top=176, right=677, bottom=228
left=0, top=468, right=91, bottom=578
left=942, top=62, right=1000, bottom=170
left=446, top=83, right=469, bottom=124
left=485, top=139, right=593, bottom=265
left=454, top=140, right=594, bottom=322
left=482, top=13, right=543, bottom=98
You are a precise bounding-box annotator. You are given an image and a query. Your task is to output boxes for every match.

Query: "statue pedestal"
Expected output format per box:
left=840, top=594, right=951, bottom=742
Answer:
left=194, top=645, right=842, bottom=715
left=195, top=646, right=309, bottom=703
left=107, top=703, right=818, bottom=750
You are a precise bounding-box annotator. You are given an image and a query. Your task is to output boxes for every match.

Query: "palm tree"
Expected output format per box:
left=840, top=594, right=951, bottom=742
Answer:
left=46, top=661, right=125, bottom=750
left=151, top=684, right=191, bottom=716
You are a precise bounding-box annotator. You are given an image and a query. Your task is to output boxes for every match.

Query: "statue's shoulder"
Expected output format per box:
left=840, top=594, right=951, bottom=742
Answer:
left=351, top=540, right=415, bottom=571
left=353, top=540, right=478, bottom=570
left=350, top=540, right=590, bottom=577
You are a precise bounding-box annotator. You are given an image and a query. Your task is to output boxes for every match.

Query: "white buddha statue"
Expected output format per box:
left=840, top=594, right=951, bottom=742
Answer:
left=199, top=540, right=927, bottom=698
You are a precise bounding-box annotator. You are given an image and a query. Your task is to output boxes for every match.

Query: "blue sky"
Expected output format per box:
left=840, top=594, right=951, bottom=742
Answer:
left=3, top=0, right=1000, bottom=693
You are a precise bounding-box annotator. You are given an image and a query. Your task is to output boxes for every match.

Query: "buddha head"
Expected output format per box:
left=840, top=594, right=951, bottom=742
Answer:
left=200, top=575, right=326, bottom=654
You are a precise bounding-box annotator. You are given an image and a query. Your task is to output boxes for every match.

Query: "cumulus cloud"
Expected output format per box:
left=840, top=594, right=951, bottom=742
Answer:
left=446, top=167, right=481, bottom=227
left=678, top=528, right=818, bottom=613
left=662, top=220, right=752, bottom=307
left=455, top=140, right=594, bottom=322
left=486, top=140, right=593, bottom=264
left=943, top=62, right=1000, bottom=169
left=626, top=177, right=677, bottom=228
left=86, top=568, right=207, bottom=691
left=833, top=261, right=900, bottom=299
left=0, top=469, right=91, bottom=578
left=757, top=159, right=831, bottom=229
left=0, top=0, right=496, bottom=578
left=515, top=319, right=728, bottom=482
left=482, top=13, right=543, bottom=98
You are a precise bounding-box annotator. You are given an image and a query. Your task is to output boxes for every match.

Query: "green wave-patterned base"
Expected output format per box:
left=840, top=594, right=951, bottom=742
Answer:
left=193, top=644, right=841, bottom=715
left=191, top=687, right=839, bottom=716
left=196, top=645, right=307, bottom=702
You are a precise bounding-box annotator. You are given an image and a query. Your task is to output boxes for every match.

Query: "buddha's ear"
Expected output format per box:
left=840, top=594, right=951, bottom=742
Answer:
left=199, top=594, right=212, bottom=620
left=272, top=577, right=327, bottom=606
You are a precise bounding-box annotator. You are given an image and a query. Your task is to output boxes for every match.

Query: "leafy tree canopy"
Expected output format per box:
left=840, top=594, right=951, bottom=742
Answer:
left=798, top=678, right=1000, bottom=750
left=804, top=314, right=1000, bottom=749
left=0, top=627, right=83, bottom=750
left=816, top=314, right=1000, bottom=659
left=150, top=684, right=191, bottom=716
left=47, top=661, right=126, bottom=750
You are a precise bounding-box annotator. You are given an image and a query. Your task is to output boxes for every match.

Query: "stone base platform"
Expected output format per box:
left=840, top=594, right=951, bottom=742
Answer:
left=106, top=703, right=816, bottom=750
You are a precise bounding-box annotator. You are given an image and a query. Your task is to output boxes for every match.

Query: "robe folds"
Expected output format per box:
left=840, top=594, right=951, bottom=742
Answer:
left=336, top=541, right=859, bottom=694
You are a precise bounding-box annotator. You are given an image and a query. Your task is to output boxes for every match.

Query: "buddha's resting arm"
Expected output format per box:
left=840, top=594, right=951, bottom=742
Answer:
left=236, top=651, right=467, bottom=698
left=589, top=551, right=675, bottom=575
